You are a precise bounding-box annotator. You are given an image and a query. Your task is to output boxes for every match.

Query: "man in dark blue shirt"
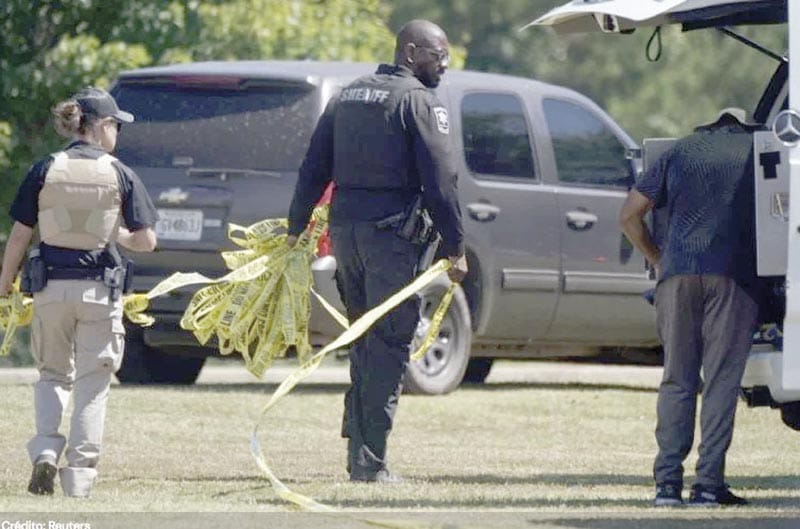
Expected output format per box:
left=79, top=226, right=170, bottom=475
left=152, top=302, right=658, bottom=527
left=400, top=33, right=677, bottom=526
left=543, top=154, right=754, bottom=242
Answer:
left=287, top=19, right=466, bottom=483
left=619, top=108, right=760, bottom=507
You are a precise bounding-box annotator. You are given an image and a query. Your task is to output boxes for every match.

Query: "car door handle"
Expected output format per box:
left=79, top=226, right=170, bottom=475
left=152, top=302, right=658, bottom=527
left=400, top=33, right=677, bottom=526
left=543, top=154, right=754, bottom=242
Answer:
left=467, top=203, right=500, bottom=222
left=566, top=211, right=598, bottom=231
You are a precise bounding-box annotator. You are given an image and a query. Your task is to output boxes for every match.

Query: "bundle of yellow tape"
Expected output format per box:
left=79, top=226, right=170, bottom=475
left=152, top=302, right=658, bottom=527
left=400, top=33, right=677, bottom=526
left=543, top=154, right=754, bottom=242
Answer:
left=1, top=205, right=457, bottom=522
left=0, top=278, right=33, bottom=357
left=182, top=206, right=332, bottom=376
left=124, top=204, right=451, bottom=377
left=121, top=206, right=330, bottom=377
left=3, top=204, right=451, bottom=373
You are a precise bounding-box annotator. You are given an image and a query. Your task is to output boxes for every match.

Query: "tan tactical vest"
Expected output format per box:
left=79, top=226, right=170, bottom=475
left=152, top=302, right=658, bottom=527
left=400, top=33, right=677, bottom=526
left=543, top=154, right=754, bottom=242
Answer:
left=38, top=152, right=122, bottom=250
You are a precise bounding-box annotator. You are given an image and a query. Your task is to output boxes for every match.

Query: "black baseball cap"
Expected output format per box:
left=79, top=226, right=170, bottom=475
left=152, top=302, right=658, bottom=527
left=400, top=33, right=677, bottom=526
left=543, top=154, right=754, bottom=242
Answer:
left=74, top=87, right=134, bottom=123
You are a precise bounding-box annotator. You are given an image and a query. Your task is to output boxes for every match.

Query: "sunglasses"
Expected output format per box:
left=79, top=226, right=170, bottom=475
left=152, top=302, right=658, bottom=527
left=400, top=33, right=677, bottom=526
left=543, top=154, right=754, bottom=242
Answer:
left=418, top=46, right=450, bottom=66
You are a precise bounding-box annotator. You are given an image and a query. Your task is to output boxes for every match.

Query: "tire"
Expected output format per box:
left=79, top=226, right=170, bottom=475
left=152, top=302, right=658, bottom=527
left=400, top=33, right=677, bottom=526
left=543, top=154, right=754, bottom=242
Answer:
left=116, top=326, right=206, bottom=385
left=780, top=401, right=800, bottom=431
left=404, top=279, right=472, bottom=395
left=462, top=358, right=494, bottom=384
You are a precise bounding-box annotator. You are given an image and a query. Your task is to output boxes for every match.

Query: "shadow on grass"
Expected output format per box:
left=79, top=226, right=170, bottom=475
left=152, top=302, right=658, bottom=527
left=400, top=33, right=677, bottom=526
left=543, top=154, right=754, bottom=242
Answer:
left=538, top=517, right=800, bottom=529
left=104, top=473, right=800, bottom=513
left=138, top=471, right=799, bottom=492
left=154, top=472, right=799, bottom=511
left=324, top=473, right=800, bottom=510
left=325, top=493, right=800, bottom=511
left=423, top=473, right=652, bottom=487
left=319, top=497, right=652, bottom=510
left=734, top=475, right=800, bottom=490
left=109, top=474, right=283, bottom=503
left=119, top=383, right=348, bottom=395
left=422, top=473, right=800, bottom=490
left=130, top=381, right=659, bottom=395
left=462, top=382, right=657, bottom=394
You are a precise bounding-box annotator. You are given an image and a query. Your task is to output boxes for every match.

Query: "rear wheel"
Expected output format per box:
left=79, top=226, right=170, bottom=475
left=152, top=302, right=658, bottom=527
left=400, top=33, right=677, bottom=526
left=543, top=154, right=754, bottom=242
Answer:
left=116, top=326, right=206, bottom=385
left=404, top=280, right=472, bottom=395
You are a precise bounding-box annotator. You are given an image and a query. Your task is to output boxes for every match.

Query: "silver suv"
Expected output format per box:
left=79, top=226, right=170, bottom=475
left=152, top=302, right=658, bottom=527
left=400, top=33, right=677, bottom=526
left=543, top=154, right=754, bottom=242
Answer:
left=111, top=61, right=657, bottom=393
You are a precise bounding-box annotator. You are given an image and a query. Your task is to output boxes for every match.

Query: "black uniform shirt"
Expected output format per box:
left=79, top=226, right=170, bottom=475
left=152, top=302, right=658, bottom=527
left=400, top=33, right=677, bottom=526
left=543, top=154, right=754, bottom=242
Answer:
left=288, top=64, right=464, bottom=256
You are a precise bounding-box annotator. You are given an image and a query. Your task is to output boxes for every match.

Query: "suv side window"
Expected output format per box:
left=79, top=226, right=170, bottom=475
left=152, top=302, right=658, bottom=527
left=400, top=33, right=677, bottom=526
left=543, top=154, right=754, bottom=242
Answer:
left=461, top=93, right=536, bottom=180
left=543, top=98, right=632, bottom=188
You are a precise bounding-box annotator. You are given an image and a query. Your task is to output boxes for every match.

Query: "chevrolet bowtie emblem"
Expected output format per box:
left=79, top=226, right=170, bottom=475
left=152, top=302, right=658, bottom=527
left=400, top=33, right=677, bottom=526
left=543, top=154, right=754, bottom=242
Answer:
left=159, top=187, right=189, bottom=204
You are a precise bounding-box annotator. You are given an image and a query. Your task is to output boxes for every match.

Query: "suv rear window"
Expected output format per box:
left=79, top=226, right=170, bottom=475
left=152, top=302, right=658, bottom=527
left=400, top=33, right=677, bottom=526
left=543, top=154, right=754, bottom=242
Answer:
left=112, top=81, right=318, bottom=171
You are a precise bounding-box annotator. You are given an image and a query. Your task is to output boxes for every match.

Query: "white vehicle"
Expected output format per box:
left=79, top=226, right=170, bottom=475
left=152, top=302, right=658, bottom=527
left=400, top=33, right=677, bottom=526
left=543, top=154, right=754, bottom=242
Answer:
left=528, top=0, right=799, bottom=430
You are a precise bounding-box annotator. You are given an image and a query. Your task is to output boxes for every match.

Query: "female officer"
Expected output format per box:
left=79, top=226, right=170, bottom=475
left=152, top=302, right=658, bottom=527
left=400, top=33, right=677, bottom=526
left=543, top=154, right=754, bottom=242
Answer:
left=0, top=87, right=158, bottom=497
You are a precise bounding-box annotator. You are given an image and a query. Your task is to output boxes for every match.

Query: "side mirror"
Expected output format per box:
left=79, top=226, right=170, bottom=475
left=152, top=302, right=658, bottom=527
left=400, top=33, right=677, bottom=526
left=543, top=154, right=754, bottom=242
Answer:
left=625, top=147, right=643, bottom=187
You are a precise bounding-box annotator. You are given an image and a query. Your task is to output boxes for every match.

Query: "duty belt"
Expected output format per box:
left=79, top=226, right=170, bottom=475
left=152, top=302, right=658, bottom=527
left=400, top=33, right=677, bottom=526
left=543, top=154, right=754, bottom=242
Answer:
left=47, top=267, right=105, bottom=281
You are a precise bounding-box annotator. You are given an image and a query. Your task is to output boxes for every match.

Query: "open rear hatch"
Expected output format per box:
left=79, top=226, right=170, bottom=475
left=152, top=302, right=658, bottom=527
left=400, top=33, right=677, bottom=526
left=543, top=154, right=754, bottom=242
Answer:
left=526, top=0, right=785, bottom=34
left=527, top=0, right=800, bottom=398
left=526, top=1, right=788, bottom=122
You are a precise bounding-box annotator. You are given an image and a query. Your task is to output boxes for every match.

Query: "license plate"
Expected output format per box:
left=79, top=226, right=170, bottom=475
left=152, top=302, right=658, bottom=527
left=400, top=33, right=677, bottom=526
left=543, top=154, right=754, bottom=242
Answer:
left=155, top=209, right=203, bottom=241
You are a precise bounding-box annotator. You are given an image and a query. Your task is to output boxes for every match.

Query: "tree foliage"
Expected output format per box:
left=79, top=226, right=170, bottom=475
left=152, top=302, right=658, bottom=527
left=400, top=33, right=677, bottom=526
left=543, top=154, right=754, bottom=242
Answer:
left=534, top=24, right=786, bottom=139
left=0, top=0, right=197, bottom=238
left=390, top=0, right=787, bottom=140
left=0, top=0, right=790, bottom=241
left=190, top=0, right=394, bottom=61
left=0, top=0, right=395, bottom=238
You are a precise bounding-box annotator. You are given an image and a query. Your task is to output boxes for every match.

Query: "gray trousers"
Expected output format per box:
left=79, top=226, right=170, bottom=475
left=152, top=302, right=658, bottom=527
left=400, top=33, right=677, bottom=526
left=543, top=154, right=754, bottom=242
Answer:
left=27, top=280, right=125, bottom=497
left=653, top=275, right=757, bottom=488
left=329, top=222, right=420, bottom=478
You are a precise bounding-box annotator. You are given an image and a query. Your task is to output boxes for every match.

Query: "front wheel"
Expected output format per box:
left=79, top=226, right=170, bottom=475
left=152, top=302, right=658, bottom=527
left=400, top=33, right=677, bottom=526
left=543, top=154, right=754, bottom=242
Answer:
left=404, top=279, right=472, bottom=395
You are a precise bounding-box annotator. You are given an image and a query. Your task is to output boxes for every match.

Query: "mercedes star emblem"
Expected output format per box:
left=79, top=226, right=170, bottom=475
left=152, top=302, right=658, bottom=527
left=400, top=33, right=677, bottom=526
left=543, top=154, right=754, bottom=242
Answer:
left=773, top=109, right=800, bottom=147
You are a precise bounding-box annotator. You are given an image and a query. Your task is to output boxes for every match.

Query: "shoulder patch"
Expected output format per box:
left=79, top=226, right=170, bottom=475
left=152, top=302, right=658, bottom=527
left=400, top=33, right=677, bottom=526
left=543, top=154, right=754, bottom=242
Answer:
left=433, top=107, right=450, bottom=134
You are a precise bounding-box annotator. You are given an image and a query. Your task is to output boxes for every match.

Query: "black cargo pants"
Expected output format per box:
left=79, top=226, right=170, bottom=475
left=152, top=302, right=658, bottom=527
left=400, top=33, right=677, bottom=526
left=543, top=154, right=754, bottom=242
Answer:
left=329, top=221, right=420, bottom=479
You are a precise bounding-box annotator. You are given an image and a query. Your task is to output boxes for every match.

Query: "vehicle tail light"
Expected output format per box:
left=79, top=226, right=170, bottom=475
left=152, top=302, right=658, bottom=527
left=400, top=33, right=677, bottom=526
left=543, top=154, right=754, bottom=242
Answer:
left=169, top=75, right=244, bottom=88
left=315, top=184, right=334, bottom=257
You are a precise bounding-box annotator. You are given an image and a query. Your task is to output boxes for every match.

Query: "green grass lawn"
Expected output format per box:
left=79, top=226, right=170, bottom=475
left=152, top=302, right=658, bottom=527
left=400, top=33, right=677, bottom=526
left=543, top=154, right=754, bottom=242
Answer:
left=0, top=374, right=798, bottom=519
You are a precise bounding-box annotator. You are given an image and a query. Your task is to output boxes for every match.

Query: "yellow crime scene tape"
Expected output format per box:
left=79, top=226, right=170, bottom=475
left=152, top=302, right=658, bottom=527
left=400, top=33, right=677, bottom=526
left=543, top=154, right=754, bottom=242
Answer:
left=0, top=205, right=460, bottom=526
left=250, top=259, right=453, bottom=509
left=130, top=208, right=458, bottom=525
left=123, top=206, right=332, bottom=377
left=0, top=278, right=33, bottom=357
